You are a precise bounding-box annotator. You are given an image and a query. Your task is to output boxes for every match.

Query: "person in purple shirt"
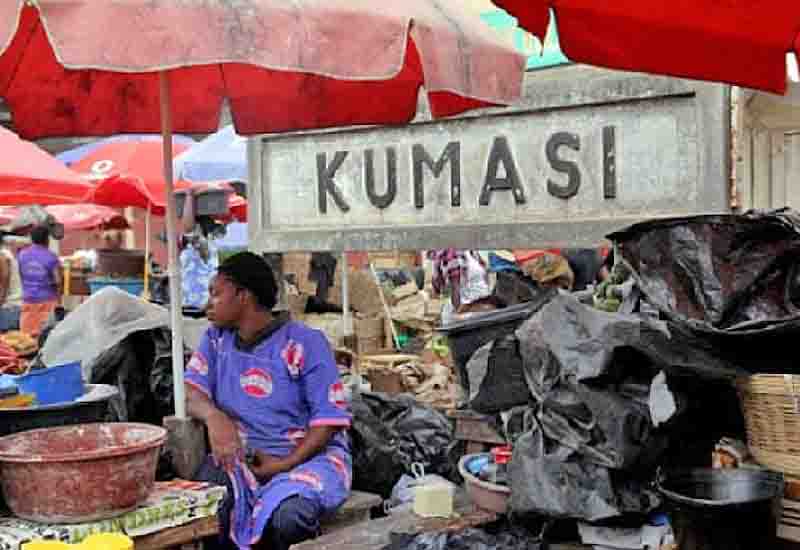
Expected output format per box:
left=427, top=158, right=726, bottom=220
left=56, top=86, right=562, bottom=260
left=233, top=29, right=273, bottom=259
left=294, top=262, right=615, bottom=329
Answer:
left=17, top=226, right=61, bottom=338
left=186, top=252, right=351, bottom=550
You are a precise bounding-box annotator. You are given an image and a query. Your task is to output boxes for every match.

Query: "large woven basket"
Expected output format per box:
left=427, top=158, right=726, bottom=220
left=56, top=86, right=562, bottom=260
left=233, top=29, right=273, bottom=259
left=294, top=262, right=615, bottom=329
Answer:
left=737, top=375, right=800, bottom=477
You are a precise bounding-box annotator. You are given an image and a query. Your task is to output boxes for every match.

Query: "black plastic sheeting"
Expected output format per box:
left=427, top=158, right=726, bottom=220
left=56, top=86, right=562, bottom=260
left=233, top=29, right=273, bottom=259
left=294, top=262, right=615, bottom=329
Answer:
left=382, top=524, right=543, bottom=550
left=350, top=392, right=456, bottom=499
left=509, top=425, right=661, bottom=522
left=608, top=208, right=800, bottom=375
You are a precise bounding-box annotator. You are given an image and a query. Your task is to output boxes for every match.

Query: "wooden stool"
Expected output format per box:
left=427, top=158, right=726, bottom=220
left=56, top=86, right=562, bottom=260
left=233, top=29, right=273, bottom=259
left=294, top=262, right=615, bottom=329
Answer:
left=321, top=490, right=382, bottom=534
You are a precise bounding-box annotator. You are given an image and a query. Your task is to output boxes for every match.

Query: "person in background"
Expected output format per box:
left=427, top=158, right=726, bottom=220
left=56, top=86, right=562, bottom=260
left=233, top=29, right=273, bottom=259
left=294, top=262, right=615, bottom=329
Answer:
left=17, top=226, right=62, bottom=338
left=561, top=248, right=605, bottom=291
left=188, top=252, right=351, bottom=550
left=521, top=251, right=575, bottom=291
left=181, top=232, right=219, bottom=310
left=0, top=235, right=22, bottom=332
left=427, top=249, right=493, bottom=323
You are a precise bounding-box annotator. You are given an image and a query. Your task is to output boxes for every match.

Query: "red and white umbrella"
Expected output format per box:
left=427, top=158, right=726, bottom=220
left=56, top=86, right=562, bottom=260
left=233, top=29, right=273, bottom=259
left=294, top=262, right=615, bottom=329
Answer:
left=493, top=0, right=800, bottom=94
left=0, top=126, right=92, bottom=206
left=0, top=0, right=526, bottom=419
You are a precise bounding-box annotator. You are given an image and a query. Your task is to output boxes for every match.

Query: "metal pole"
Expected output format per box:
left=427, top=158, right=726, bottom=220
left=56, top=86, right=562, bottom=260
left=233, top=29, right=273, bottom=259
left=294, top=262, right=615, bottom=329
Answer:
left=159, top=71, right=186, bottom=419
left=342, top=252, right=351, bottom=337
left=142, top=204, right=151, bottom=301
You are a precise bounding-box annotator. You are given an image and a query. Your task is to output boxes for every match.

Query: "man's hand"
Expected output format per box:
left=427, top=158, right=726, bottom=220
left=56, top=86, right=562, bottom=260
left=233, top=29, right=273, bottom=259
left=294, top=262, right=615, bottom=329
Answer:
left=206, top=409, right=243, bottom=471
left=250, top=450, right=289, bottom=483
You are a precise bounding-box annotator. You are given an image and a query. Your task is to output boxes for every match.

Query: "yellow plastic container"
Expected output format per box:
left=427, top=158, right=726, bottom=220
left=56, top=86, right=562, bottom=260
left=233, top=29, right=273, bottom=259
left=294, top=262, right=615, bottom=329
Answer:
left=22, top=542, right=71, bottom=550
left=80, top=534, right=133, bottom=550
left=22, top=534, right=133, bottom=550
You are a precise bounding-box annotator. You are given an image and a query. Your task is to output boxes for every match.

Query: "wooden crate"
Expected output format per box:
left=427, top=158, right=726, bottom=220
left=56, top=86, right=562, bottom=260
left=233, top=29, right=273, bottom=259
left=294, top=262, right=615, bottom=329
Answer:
left=368, top=251, right=418, bottom=270
left=781, top=498, right=800, bottom=542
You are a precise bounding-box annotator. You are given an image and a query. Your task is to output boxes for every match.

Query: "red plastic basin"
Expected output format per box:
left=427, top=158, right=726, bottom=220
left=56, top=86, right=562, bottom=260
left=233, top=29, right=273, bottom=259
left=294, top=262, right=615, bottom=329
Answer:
left=0, top=423, right=166, bottom=523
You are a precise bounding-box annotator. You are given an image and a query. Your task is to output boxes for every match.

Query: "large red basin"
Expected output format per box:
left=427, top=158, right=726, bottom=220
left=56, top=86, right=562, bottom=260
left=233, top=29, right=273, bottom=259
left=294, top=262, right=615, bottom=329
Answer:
left=0, top=423, right=166, bottom=523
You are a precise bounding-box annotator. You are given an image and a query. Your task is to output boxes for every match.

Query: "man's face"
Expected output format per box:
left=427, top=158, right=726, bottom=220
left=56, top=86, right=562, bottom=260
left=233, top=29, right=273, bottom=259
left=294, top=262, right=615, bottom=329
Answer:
left=206, top=275, right=243, bottom=328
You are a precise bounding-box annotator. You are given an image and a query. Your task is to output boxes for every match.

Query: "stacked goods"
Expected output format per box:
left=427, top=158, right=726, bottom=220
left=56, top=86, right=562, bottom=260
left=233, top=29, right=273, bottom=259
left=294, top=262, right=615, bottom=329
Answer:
left=0, top=332, right=37, bottom=357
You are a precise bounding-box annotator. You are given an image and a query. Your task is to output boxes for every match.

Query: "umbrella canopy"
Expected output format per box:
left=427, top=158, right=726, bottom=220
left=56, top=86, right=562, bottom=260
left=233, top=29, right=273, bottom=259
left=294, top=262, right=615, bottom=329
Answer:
left=0, top=126, right=93, bottom=206
left=0, top=0, right=526, bottom=420
left=0, top=1, right=525, bottom=139
left=70, top=139, right=192, bottom=211
left=57, top=134, right=195, bottom=166
left=492, top=0, right=800, bottom=94
left=173, top=125, right=246, bottom=183
left=0, top=204, right=129, bottom=232
left=68, top=139, right=247, bottom=220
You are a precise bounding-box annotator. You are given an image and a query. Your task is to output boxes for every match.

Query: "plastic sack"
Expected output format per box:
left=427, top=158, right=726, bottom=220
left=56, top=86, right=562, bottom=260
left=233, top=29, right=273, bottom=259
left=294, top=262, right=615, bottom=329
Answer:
left=536, top=383, right=656, bottom=470
left=608, top=209, right=800, bottom=330
left=40, top=287, right=169, bottom=379
left=509, top=425, right=660, bottom=521
left=386, top=464, right=456, bottom=515
left=465, top=334, right=531, bottom=414
left=382, top=525, right=543, bottom=550
left=351, top=391, right=455, bottom=499
left=515, top=294, right=668, bottom=400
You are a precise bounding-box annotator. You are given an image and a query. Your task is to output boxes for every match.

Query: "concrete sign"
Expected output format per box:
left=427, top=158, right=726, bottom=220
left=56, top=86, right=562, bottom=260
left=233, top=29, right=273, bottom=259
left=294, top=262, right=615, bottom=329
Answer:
left=249, top=66, right=730, bottom=252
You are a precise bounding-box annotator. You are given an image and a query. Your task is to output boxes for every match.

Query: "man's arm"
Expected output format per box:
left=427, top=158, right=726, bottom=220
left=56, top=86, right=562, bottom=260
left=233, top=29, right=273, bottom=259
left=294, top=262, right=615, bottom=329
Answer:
left=251, top=426, right=338, bottom=481
left=53, top=260, right=64, bottom=299
left=186, top=383, right=243, bottom=471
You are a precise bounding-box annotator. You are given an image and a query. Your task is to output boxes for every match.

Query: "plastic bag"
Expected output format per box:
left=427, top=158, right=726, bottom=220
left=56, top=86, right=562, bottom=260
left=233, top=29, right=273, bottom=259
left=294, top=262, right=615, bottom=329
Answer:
left=608, top=209, right=800, bottom=330
left=515, top=295, right=668, bottom=400
left=40, top=287, right=169, bottom=379
left=465, top=334, right=531, bottom=414
left=382, top=525, right=543, bottom=550
left=537, top=383, right=655, bottom=470
left=508, top=425, right=659, bottom=521
left=386, top=464, right=454, bottom=514
left=351, top=392, right=455, bottom=499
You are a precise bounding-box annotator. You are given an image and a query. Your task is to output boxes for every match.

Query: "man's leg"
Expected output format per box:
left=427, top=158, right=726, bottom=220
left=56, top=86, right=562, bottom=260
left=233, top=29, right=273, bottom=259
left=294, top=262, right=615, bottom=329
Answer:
left=261, top=496, right=321, bottom=550
left=194, top=456, right=237, bottom=550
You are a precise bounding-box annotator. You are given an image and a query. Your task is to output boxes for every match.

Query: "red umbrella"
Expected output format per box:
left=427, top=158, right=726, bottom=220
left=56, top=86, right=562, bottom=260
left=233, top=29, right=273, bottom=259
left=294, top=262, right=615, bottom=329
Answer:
left=45, top=205, right=130, bottom=232
left=0, top=0, right=526, bottom=419
left=70, top=139, right=192, bottom=211
left=69, top=139, right=247, bottom=220
left=0, top=126, right=92, bottom=206
left=0, top=205, right=129, bottom=232
left=0, top=2, right=525, bottom=139
left=493, top=0, right=800, bottom=94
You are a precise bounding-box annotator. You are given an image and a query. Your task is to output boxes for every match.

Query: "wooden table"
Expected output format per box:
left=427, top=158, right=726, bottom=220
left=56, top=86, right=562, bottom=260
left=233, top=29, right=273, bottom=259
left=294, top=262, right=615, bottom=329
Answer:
left=133, top=516, right=219, bottom=550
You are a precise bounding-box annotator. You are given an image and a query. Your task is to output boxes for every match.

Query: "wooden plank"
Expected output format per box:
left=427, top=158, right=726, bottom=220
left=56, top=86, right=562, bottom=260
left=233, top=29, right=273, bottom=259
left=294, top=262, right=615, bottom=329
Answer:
left=133, top=517, right=219, bottom=550
left=452, top=416, right=506, bottom=446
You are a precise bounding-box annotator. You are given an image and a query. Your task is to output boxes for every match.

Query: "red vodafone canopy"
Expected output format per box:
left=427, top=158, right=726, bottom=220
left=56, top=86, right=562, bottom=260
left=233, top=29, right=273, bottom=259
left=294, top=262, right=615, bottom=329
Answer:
left=0, top=126, right=92, bottom=206
left=494, top=0, right=800, bottom=94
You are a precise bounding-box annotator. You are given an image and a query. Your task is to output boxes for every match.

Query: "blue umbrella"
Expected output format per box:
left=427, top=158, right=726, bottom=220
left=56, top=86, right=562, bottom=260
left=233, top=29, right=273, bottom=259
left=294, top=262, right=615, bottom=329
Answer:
left=56, top=134, right=195, bottom=166
left=173, top=125, right=247, bottom=183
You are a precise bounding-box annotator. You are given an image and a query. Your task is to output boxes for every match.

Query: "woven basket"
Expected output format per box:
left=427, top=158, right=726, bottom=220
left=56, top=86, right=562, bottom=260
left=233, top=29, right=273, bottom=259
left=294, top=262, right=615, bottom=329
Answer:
left=737, top=375, right=800, bottom=477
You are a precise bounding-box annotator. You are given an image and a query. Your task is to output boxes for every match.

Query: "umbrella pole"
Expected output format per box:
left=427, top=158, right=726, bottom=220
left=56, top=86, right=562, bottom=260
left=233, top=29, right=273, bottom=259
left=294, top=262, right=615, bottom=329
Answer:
left=142, top=204, right=152, bottom=301
left=160, top=71, right=187, bottom=420
left=342, top=251, right=352, bottom=341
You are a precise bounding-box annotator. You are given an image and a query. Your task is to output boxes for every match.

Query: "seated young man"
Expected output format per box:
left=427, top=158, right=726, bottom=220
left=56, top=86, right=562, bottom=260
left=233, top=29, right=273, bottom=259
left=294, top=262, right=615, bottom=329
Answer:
left=188, top=252, right=351, bottom=550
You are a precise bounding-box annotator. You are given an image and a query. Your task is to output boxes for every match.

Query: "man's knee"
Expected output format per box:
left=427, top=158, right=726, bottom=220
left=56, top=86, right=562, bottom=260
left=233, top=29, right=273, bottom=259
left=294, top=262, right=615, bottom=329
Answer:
left=270, top=496, right=321, bottom=544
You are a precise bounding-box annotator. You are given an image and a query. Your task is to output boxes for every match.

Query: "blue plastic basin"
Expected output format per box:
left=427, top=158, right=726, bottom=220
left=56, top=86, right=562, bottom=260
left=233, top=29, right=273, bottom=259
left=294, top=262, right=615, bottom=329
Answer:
left=16, top=362, right=84, bottom=406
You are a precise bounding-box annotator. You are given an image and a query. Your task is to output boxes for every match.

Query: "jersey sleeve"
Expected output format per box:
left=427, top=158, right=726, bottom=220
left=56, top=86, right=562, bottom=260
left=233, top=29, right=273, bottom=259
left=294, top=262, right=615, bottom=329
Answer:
left=185, top=327, right=219, bottom=399
left=293, top=328, right=351, bottom=429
